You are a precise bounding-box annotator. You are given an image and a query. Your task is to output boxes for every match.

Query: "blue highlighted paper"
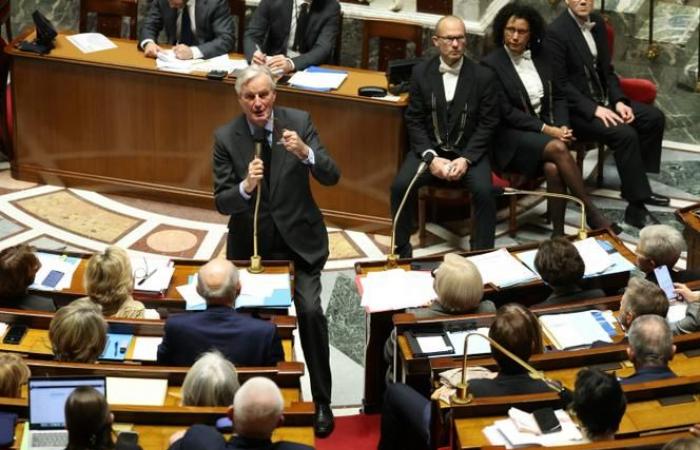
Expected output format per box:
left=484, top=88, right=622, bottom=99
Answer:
left=100, top=333, right=133, bottom=361
left=236, top=289, right=292, bottom=309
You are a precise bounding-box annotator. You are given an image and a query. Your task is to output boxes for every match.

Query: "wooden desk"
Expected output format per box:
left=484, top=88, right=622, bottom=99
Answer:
left=355, top=229, right=634, bottom=412
left=7, top=33, right=408, bottom=228
left=29, top=250, right=294, bottom=312
left=676, top=203, right=700, bottom=271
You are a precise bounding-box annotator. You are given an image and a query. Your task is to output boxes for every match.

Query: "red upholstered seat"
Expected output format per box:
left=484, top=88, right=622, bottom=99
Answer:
left=605, top=20, right=656, bottom=104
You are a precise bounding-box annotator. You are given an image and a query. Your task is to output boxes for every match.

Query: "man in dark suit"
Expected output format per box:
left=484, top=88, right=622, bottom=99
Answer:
left=390, top=15, right=499, bottom=257
left=243, top=0, right=340, bottom=74
left=169, top=377, right=313, bottom=450
left=212, top=65, right=340, bottom=436
left=618, top=277, right=669, bottom=331
left=157, top=258, right=284, bottom=366
left=139, top=0, right=235, bottom=60
left=620, top=315, right=676, bottom=385
left=544, top=0, right=668, bottom=229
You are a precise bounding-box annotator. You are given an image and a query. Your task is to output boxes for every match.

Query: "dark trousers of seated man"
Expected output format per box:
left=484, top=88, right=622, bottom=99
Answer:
left=570, top=100, right=664, bottom=203
left=390, top=150, right=496, bottom=257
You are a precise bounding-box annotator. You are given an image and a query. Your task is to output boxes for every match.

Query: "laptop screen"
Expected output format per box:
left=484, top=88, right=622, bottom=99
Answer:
left=28, top=377, right=107, bottom=430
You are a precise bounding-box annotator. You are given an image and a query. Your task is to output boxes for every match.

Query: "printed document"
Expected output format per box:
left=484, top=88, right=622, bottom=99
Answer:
left=67, top=33, right=117, bottom=53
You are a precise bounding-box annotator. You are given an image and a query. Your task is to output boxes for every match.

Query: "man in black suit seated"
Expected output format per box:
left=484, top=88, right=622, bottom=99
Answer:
left=390, top=15, right=499, bottom=257
left=544, top=0, right=669, bottom=228
left=168, top=377, right=313, bottom=450
left=244, top=0, right=340, bottom=75
left=637, top=224, right=700, bottom=284
left=157, top=258, right=284, bottom=366
left=531, top=237, right=605, bottom=307
left=620, top=314, right=676, bottom=385
left=378, top=304, right=549, bottom=450
left=139, top=0, right=235, bottom=60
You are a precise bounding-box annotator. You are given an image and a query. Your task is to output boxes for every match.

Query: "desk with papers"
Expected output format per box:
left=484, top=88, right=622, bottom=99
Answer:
left=355, top=229, right=635, bottom=411
left=7, top=32, right=407, bottom=228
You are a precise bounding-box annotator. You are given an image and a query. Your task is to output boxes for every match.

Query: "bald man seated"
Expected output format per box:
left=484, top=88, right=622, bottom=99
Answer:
left=169, top=377, right=312, bottom=450
left=157, top=258, right=284, bottom=366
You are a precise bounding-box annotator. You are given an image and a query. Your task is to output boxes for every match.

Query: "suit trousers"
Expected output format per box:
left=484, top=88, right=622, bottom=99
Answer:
left=378, top=383, right=431, bottom=450
left=569, top=101, right=664, bottom=203
left=390, top=151, right=496, bottom=257
left=267, top=225, right=332, bottom=405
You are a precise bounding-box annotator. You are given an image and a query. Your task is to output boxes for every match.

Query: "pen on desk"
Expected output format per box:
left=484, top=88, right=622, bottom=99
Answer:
left=137, top=268, right=157, bottom=286
left=113, top=341, right=118, bottom=357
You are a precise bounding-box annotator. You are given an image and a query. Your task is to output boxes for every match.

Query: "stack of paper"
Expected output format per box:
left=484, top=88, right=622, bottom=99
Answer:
left=483, top=408, right=583, bottom=447
left=66, top=33, right=117, bottom=53
left=106, top=377, right=168, bottom=406
left=359, top=269, right=436, bottom=313
left=236, top=271, right=292, bottom=308
left=288, top=66, right=348, bottom=91
left=31, top=252, right=82, bottom=291
left=0, top=322, right=7, bottom=338
left=176, top=277, right=206, bottom=311
left=131, top=256, right=174, bottom=294
left=466, top=249, right=540, bottom=288
left=539, top=310, right=614, bottom=350
left=155, top=51, right=247, bottom=74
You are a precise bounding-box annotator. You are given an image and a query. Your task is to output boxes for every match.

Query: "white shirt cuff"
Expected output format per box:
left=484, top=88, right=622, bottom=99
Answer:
left=191, top=46, right=203, bottom=60
left=141, top=39, right=155, bottom=50
left=286, top=58, right=295, bottom=72
left=239, top=183, right=252, bottom=200
left=421, top=149, right=437, bottom=159
left=303, top=147, right=315, bottom=165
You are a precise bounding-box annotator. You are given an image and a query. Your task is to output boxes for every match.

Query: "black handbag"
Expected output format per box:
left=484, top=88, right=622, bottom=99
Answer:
left=18, top=10, right=57, bottom=55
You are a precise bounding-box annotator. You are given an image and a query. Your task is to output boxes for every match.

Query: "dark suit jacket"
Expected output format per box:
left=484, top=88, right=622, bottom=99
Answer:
left=469, top=372, right=551, bottom=397
left=169, top=424, right=313, bottom=450
left=156, top=305, right=284, bottom=366
left=544, top=10, right=626, bottom=121
left=405, top=55, right=499, bottom=164
left=139, top=0, right=235, bottom=58
left=212, top=107, right=340, bottom=270
left=1, top=293, right=55, bottom=312
left=243, top=0, right=340, bottom=70
left=481, top=47, right=569, bottom=169
left=619, top=366, right=676, bottom=385
left=531, top=286, right=605, bottom=308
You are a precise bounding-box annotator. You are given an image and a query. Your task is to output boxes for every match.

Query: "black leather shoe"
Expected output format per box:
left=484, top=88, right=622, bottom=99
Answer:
left=314, top=403, right=335, bottom=438
left=643, top=193, right=670, bottom=207
left=625, top=204, right=660, bottom=228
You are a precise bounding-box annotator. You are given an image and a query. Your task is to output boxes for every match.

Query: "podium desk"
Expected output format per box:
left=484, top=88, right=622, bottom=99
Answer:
left=7, top=34, right=408, bottom=229
left=676, top=202, right=700, bottom=271
left=355, top=229, right=634, bottom=412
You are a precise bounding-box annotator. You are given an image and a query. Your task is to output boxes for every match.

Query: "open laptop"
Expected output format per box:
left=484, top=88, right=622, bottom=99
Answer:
left=26, top=376, right=106, bottom=450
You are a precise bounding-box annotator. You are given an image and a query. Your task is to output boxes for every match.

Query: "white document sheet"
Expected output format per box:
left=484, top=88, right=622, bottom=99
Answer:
left=486, top=408, right=583, bottom=447
left=667, top=302, right=688, bottom=323
left=288, top=70, right=347, bottom=90
left=466, top=249, right=540, bottom=287
left=66, top=33, right=117, bottom=53
left=416, top=335, right=452, bottom=354
left=176, top=281, right=206, bottom=311
left=447, top=328, right=492, bottom=356
left=32, top=252, right=81, bottom=290
left=359, top=269, right=436, bottom=313
left=573, top=237, right=614, bottom=276
left=106, top=377, right=168, bottom=406
left=539, top=310, right=613, bottom=349
left=131, top=336, right=163, bottom=361
left=131, top=256, right=173, bottom=292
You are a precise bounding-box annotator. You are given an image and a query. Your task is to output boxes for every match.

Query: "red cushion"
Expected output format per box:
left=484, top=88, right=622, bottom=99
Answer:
left=620, top=78, right=657, bottom=104
left=491, top=172, right=511, bottom=188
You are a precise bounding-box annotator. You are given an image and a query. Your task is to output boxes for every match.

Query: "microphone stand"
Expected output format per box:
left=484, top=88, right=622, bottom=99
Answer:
left=500, top=187, right=588, bottom=241
left=387, top=153, right=435, bottom=269
left=249, top=135, right=265, bottom=274
left=451, top=332, right=569, bottom=405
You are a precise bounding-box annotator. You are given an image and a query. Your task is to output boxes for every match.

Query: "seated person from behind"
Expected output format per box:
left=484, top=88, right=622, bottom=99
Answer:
left=244, top=0, right=340, bottom=75
left=169, top=377, right=313, bottom=450
left=378, top=303, right=549, bottom=450
left=65, top=386, right=133, bottom=450
left=82, top=246, right=157, bottom=320
left=532, top=237, right=605, bottom=307
left=620, top=276, right=696, bottom=335
left=620, top=314, right=676, bottom=384
left=139, top=0, right=235, bottom=60
left=181, top=350, right=240, bottom=407
left=384, top=253, right=495, bottom=382
left=0, top=244, right=55, bottom=311
left=637, top=224, right=700, bottom=283
left=157, top=258, right=284, bottom=366
left=572, top=368, right=626, bottom=442
left=0, top=353, right=30, bottom=397
left=49, top=298, right=108, bottom=363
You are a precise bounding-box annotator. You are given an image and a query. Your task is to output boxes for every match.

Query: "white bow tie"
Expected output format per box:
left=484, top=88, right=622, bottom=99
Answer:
left=439, top=61, right=461, bottom=76
left=514, top=49, right=532, bottom=61
left=581, top=21, right=596, bottom=31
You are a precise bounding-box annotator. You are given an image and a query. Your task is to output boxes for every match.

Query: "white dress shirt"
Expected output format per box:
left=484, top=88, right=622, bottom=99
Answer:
left=568, top=8, right=597, bottom=58
left=439, top=56, right=463, bottom=102
left=504, top=46, right=544, bottom=116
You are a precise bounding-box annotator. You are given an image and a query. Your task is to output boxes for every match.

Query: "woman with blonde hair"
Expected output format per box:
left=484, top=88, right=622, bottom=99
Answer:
left=83, top=246, right=156, bottom=319
left=49, top=298, right=107, bottom=363
left=428, top=253, right=494, bottom=316
left=0, top=352, right=31, bottom=397
left=181, top=351, right=240, bottom=407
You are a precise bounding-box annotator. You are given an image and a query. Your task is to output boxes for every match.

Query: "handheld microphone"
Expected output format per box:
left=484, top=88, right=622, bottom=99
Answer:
left=386, top=151, right=435, bottom=268
left=249, top=127, right=267, bottom=274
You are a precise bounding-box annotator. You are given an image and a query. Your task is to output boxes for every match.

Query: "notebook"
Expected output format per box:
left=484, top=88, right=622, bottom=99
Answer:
left=25, top=376, right=106, bottom=450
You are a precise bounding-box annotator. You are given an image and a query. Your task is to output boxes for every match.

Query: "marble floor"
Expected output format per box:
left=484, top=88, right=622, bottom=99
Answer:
left=1, top=140, right=698, bottom=408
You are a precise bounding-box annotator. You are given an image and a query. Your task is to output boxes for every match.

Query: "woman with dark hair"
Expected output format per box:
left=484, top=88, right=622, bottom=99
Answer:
left=482, top=2, right=618, bottom=236
left=0, top=244, right=55, bottom=311
left=572, top=368, right=626, bottom=441
left=65, top=386, right=114, bottom=450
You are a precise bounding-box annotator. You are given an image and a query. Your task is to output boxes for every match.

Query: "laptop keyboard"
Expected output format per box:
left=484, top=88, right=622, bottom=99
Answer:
left=31, top=431, right=68, bottom=448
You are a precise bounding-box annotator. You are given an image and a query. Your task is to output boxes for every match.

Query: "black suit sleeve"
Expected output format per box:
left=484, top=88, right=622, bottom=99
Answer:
left=291, top=0, right=340, bottom=70
left=196, top=0, right=236, bottom=58
left=461, top=67, right=499, bottom=163
left=404, top=63, right=434, bottom=158
left=243, top=0, right=271, bottom=62
left=139, top=0, right=166, bottom=47
left=212, top=127, right=252, bottom=216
